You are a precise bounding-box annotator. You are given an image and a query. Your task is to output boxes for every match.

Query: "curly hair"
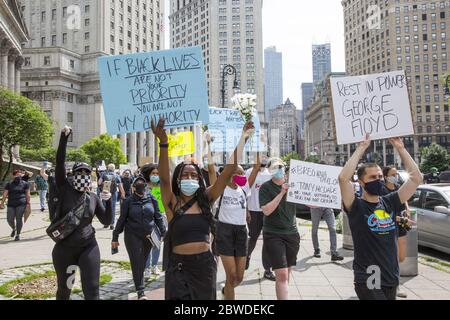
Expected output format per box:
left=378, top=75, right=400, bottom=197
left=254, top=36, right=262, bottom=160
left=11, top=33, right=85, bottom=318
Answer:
left=140, top=163, right=158, bottom=183
left=171, top=161, right=216, bottom=237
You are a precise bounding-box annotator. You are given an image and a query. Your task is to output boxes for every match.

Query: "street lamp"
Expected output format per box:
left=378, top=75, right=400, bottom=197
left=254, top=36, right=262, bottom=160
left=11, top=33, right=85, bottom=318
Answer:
left=444, top=74, right=450, bottom=100
left=221, top=64, right=240, bottom=108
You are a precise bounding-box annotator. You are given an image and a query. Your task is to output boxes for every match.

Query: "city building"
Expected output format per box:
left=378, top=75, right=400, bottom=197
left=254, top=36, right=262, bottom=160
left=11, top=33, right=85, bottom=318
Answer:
left=19, top=0, right=165, bottom=164
left=342, top=0, right=450, bottom=161
left=264, top=45, right=283, bottom=121
left=312, top=43, right=332, bottom=83
left=268, top=98, right=298, bottom=157
left=299, top=82, right=313, bottom=140
left=305, top=73, right=347, bottom=166
left=169, top=0, right=265, bottom=122
left=1, top=0, right=29, bottom=161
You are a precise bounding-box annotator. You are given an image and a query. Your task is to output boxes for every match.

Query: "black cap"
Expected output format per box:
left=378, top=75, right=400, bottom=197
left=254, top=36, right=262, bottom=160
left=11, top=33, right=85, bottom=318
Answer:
left=72, top=162, right=92, bottom=174
left=132, top=175, right=147, bottom=186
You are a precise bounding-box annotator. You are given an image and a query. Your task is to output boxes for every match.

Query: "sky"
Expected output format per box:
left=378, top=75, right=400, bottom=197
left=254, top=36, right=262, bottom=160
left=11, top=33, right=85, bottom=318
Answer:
left=164, top=0, right=346, bottom=110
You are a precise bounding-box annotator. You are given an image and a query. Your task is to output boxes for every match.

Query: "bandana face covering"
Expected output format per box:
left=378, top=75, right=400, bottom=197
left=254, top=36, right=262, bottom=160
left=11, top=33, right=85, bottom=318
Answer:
left=72, top=174, right=91, bottom=192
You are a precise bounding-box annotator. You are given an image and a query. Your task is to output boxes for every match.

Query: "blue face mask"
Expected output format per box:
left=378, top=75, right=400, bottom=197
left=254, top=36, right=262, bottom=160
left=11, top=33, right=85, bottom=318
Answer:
left=180, top=179, right=200, bottom=196
left=150, top=175, right=160, bottom=184
left=272, top=168, right=285, bottom=180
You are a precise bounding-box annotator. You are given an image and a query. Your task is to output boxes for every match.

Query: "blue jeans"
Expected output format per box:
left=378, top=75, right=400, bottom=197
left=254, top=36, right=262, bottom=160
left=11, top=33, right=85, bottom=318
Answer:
left=38, top=190, right=47, bottom=210
left=110, top=192, right=118, bottom=226
left=146, top=246, right=161, bottom=269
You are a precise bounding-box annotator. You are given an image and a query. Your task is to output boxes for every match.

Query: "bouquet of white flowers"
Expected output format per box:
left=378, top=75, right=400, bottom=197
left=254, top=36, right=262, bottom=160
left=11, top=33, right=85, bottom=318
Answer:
left=231, top=93, right=257, bottom=149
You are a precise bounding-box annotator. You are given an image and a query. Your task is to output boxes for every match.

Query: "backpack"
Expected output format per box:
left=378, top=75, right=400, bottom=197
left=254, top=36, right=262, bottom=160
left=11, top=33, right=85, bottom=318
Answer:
left=102, top=172, right=118, bottom=193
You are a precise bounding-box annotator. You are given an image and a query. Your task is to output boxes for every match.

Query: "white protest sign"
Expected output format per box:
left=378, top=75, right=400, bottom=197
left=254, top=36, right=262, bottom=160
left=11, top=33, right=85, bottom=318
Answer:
left=330, top=70, right=414, bottom=145
left=287, top=160, right=342, bottom=210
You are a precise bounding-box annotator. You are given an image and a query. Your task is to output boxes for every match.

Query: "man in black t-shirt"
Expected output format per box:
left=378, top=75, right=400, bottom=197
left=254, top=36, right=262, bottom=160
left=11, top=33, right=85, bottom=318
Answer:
left=338, top=135, right=422, bottom=300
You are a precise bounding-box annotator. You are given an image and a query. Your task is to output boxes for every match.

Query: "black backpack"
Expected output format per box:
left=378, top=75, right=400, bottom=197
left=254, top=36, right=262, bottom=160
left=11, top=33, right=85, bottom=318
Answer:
left=102, top=172, right=118, bottom=193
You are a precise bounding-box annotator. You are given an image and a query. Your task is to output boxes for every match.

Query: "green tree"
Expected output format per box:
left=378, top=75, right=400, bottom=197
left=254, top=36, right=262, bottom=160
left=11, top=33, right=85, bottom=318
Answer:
left=0, top=88, right=53, bottom=180
left=282, top=152, right=301, bottom=164
left=67, top=148, right=90, bottom=163
left=305, top=154, right=320, bottom=163
left=420, top=143, right=450, bottom=173
left=80, top=134, right=126, bottom=167
left=20, top=147, right=56, bottom=162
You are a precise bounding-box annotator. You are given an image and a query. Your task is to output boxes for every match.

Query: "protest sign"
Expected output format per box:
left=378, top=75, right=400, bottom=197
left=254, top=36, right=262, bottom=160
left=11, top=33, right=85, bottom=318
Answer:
left=158, top=131, right=195, bottom=158
left=119, top=164, right=131, bottom=175
left=330, top=70, right=414, bottom=144
left=98, top=46, right=209, bottom=135
left=207, top=107, right=266, bottom=152
left=138, top=156, right=153, bottom=167
left=287, top=160, right=342, bottom=210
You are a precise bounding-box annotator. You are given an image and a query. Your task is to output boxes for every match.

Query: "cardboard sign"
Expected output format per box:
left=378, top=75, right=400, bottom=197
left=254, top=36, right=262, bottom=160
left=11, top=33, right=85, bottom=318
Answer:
left=330, top=71, right=414, bottom=144
left=98, top=46, right=209, bottom=135
left=287, top=160, right=342, bottom=210
left=208, top=107, right=266, bottom=152
left=158, top=131, right=195, bottom=158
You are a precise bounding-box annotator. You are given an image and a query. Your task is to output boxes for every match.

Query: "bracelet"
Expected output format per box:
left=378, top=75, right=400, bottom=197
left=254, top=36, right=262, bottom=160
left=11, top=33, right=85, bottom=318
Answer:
left=159, top=143, right=169, bottom=148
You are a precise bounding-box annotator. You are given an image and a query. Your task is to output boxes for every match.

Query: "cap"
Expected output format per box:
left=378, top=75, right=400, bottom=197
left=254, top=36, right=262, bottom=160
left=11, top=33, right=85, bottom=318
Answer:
left=132, top=175, right=147, bottom=186
left=267, top=157, right=286, bottom=171
left=72, top=162, right=92, bottom=174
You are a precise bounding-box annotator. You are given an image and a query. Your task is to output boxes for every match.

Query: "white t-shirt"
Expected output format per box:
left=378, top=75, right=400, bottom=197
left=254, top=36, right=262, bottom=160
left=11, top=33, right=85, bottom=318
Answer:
left=245, top=168, right=272, bottom=212
left=218, top=184, right=251, bottom=226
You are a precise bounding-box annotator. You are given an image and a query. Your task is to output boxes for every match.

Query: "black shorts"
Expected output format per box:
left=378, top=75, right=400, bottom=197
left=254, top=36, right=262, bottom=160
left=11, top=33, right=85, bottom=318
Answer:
left=263, top=232, right=300, bottom=270
left=216, top=221, right=248, bottom=257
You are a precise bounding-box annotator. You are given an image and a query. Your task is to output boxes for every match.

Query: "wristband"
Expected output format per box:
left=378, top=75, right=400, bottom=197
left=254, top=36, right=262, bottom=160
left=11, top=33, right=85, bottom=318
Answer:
left=159, top=143, right=169, bottom=148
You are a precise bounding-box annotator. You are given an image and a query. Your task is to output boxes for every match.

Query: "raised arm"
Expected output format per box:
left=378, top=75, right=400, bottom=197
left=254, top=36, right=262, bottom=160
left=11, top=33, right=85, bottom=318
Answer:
left=151, top=118, right=176, bottom=221
left=205, top=131, right=217, bottom=186
left=55, top=126, right=71, bottom=188
left=338, top=136, right=371, bottom=211
left=40, top=168, right=48, bottom=181
left=390, top=138, right=423, bottom=204
left=207, top=121, right=254, bottom=203
left=248, top=152, right=261, bottom=188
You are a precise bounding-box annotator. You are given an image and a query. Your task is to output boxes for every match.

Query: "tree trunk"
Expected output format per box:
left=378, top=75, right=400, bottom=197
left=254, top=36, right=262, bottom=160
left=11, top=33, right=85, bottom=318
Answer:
left=0, top=143, right=4, bottom=181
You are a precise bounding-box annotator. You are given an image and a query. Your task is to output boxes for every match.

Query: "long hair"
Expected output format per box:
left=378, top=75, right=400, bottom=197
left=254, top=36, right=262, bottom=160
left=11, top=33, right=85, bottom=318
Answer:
left=141, top=163, right=158, bottom=183
left=171, top=161, right=216, bottom=237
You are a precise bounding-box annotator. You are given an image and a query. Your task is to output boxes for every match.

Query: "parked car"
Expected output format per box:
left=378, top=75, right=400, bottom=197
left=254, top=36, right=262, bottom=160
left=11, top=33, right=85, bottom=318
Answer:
left=439, top=171, right=450, bottom=183
left=408, top=184, right=450, bottom=254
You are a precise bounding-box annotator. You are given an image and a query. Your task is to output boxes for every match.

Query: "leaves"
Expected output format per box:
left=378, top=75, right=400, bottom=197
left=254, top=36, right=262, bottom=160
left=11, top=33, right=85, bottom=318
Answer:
left=420, top=143, right=450, bottom=173
left=282, top=152, right=302, bottom=163
left=80, top=134, right=127, bottom=167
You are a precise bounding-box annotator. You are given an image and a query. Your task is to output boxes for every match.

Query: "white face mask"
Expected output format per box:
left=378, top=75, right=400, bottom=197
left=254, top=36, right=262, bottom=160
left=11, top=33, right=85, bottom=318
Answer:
left=387, top=176, right=399, bottom=185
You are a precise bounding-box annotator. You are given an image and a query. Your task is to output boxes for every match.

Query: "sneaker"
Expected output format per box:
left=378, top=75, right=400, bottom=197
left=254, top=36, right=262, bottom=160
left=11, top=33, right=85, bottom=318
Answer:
left=110, top=225, right=114, bottom=230
left=14, top=235, right=20, bottom=241
left=151, top=266, right=160, bottom=275
left=314, top=249, right=321, bottom=258
left=245, top=257, right=250, bottom=270
left=397, top=289, right=408, bottom=298
left=10, top=229, right=16, bottom=238
left=137, top=291, right=148, bottom=300
left=103, top=225, right=109, bottom=229
left=263, top=270, right=276, bottom=281
left=144, top=268, right=151, bottom=279
left=331, top=253, right=344, bottom=261
left=40, top=208, right=45, bottom=212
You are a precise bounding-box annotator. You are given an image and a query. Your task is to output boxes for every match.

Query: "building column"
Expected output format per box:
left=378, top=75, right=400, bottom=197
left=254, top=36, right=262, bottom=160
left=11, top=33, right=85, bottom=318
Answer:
left=129, top=132, right=137, bottom=165
left=138, top=131, right=145, bottom=162
left=15, top=56, right=23, bottom=94
left=120, top=134, right=127, bottom=159
left=8, top=54, right=16, bottom=92
left=1, top=50, right=9, bottom=87
left=148, top=131, right=156, bottom=163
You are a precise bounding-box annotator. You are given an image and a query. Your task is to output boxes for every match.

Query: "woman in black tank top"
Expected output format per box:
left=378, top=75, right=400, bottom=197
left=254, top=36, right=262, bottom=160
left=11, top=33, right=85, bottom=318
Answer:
left=151, top=118, right=254, bottom=300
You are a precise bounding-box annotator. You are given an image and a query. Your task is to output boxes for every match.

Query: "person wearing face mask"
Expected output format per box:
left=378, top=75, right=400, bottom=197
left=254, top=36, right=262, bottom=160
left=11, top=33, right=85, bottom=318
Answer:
left=339, top=136, right=422, bottom=300
left=111, top=176, right=166, bottom=300
left=214, top=164, right=259, bottom=300
left=382, top=165, right=411, bottom=299
left=51, top=126, right=113, bottom=300
left=259, top=158, right=300, bottom=300
left=1, top=170, right=30, bottom=241
left=141, top=163, right=167, bottom=277
left=244, top=154, right=275, bottom=281
left=121, top=170, right=134, bottom=199
left=151, top=117, right=254, bottom=300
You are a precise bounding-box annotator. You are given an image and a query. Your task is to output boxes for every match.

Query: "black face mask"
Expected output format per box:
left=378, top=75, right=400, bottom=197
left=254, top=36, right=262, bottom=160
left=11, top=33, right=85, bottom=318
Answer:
left=363, top=179, right=385, bottom=196
left=134, top=184, right=146, bottom=195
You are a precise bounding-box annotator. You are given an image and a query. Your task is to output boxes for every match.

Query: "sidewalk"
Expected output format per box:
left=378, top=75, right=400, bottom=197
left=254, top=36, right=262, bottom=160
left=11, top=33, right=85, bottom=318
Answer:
left=1, top=196, right=450, bottom=300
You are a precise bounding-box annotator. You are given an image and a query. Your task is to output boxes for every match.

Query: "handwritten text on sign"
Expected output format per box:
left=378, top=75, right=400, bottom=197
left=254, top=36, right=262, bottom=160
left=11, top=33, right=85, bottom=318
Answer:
left=330, top=71, right=414, bottom=144
left=287, top=160, right=342, bottom=210
left=98, top=46, right=209, bottom=135
left=208, top=107, right=266, bottom=152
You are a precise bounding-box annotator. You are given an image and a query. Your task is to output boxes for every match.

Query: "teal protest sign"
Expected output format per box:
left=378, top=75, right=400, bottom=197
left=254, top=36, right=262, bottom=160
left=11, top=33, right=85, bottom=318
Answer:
left=208, top=107, right=266, bottom=152
left=98, top=46, right=209, bottom=134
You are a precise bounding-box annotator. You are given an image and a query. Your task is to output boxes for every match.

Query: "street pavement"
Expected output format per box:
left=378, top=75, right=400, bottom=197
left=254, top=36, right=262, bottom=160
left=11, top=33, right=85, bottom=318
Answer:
left=1, top=196, right=450, bottom=300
